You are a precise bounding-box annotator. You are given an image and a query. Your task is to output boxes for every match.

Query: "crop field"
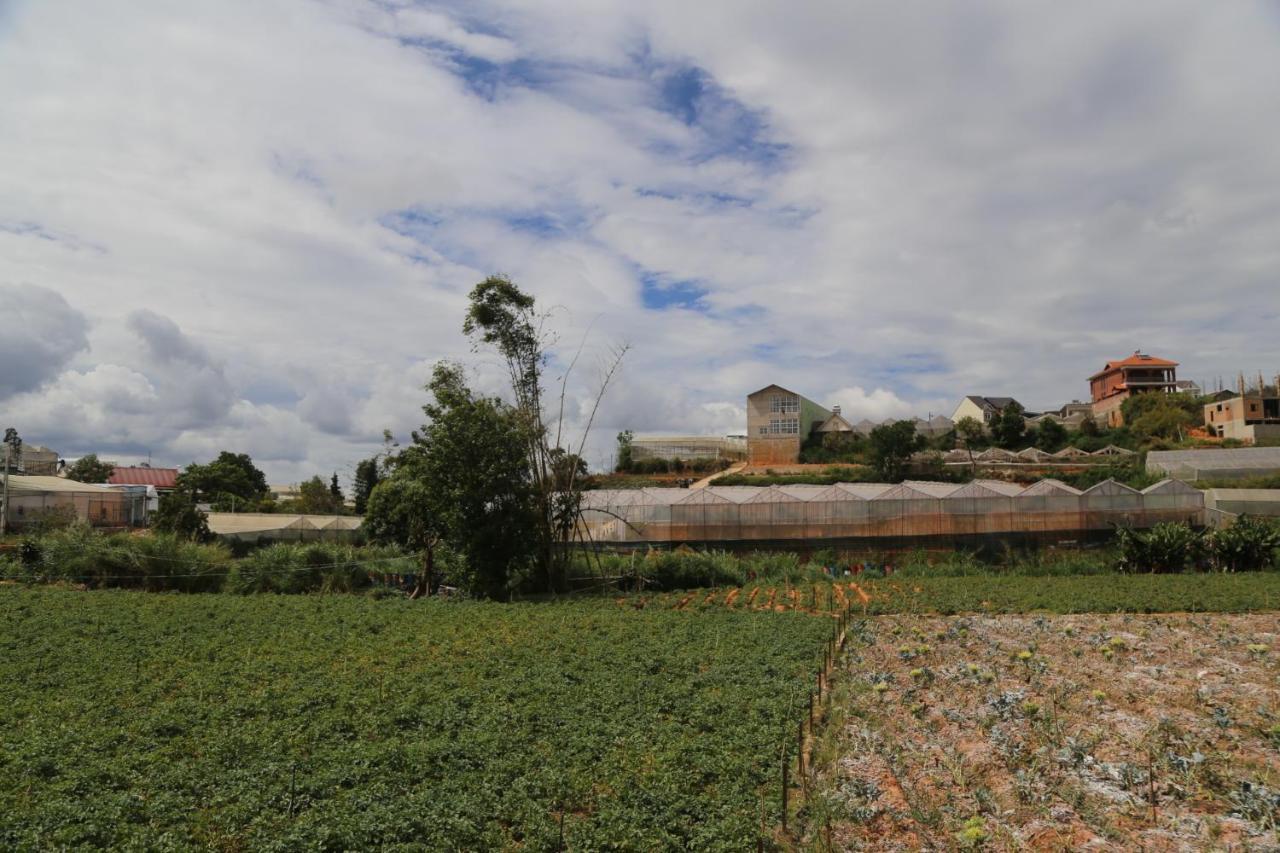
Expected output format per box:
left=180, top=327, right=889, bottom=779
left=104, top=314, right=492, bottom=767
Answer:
left=636, top=572, right=1280, bottom=616
left=0, top=587, right=832, bottom=850
left=801, top=613, right=1280, bottom=850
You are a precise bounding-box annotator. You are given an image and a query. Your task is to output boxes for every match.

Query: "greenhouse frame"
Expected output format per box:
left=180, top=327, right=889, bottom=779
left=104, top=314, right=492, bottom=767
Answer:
left=578, top=478, right=1205, bottom=546
left=1146, top=447, right=1280, bottom=481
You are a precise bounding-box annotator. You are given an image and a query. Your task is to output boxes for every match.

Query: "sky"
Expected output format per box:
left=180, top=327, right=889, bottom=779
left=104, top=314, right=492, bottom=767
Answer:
left=2, top=1, right=1280, bottom=483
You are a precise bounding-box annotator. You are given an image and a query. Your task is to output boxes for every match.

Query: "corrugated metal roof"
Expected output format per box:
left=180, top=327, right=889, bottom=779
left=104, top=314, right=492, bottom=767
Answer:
left=109, top=466, right=179, bottom=488
left=5, top=475, right=116, bottom=494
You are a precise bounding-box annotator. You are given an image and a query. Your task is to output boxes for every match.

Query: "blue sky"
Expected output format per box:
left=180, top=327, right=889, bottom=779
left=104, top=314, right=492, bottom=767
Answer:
left=2, top=1, right=1280, bottom=480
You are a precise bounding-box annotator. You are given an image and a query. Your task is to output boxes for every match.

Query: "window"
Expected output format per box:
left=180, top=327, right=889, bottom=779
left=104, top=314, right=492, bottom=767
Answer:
left=770, top=394, right=799, bottom=414
left=766, top=418, right=799, bottom=435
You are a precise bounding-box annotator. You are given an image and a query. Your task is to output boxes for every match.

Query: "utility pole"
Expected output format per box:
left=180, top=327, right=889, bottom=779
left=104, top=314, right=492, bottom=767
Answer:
left=2, top=428, right=20, bottom=537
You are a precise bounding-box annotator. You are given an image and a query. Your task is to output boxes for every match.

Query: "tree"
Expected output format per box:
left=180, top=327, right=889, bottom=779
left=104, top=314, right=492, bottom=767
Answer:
left=179, top=452, right=270, bottom=511
left=151, top=487, right=212, bottom=542
left=362, top=475, right=440, bottom=597
left=401, top=361, right=538, bottom=599
left=1035, top=417, right=1069, bottom=452
left=352, top=457, right=381, bottom=515
left=989, top=402, right=1026, bottom=449
left=615, top=430, right=634, bottom=472
left=462, top=275, right=626, bottom=593
left=1122, top=393, right=1198, bottom=441
left=64, top=453, right=115, bottom=483
left=297, top=475, right=341, bottom=514
left=1079, top=414, right=1101, bottom=437
left=955, top=416, right=987, bottom=450
left=329, top=473, right=343, bottom=503
left=868, top=420, right=925, bottom=482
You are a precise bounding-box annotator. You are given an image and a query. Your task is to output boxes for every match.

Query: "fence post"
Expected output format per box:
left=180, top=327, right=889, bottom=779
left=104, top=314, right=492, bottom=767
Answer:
left=781, top=753, right=789, bottom=832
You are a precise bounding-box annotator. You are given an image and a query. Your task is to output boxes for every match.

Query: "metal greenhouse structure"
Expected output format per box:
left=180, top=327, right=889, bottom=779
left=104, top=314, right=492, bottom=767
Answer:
left=578, top=478, right=1204, bottom=549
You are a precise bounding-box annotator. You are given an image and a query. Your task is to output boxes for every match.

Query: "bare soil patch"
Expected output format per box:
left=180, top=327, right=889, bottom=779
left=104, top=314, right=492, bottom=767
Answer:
left=805, top=613, right=1280, bottom=850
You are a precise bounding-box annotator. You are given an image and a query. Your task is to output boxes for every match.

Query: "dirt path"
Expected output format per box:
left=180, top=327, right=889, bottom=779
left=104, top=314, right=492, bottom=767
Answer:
left=689, top=461, right=746, bottom=489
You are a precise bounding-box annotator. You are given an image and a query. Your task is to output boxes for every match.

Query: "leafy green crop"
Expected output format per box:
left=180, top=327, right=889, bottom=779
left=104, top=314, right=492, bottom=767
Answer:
left=0, top=588, right=830, bottom=850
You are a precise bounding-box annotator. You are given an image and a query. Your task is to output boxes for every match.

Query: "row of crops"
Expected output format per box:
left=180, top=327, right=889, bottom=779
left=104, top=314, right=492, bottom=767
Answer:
left=639, top=572, right=1280, bottom=615
left=0, top=588, right=835, bottom=850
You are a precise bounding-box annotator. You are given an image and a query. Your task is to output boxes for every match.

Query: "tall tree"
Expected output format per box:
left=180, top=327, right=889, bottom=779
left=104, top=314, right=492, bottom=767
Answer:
left=462, top=275, right=625, bottom=592
left=352, top=457, right=381, bottom=515
left=64, top=453, right=116, bottom=483
left=868, top=421, right=926, bottom=482
left=615, top=430, right=634, bottom=472
left=954, top=416, right=988, bottom=450
left=329, top=473, right=343, bottom=503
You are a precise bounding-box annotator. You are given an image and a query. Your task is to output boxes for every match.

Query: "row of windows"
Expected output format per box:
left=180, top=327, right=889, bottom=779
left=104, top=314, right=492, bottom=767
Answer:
left=758, top=418, right=800, bottom=435
left=770, top=394, right=799, bottom=414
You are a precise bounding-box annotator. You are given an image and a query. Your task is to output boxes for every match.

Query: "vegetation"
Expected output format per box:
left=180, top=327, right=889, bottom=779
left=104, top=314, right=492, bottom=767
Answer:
left=178, top=451, right=271, bottom=512
left=869, top=421, right=926, bottom=481
left=989, top=401, right=1027, bottom=449
left=0, top=588, right=830, bottom=849
left=149, top=487, right=212, bottom=542
left=1116, top=517, right=1280, bottom=574
left=62, top=453, right=115, bottom=483
left=363, top=277, right=625, bottom=598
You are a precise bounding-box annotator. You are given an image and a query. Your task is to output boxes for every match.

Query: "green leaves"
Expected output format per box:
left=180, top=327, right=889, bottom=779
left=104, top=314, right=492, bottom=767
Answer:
left=0, top=590, right=829, bottom=849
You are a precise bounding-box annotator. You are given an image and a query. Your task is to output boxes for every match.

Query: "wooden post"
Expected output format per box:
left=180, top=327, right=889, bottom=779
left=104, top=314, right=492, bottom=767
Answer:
left=781, top=754, right=789, bottom=831
left=808, top=691, right=814, bottom=728
left=798, top=722, right=805, bottom=776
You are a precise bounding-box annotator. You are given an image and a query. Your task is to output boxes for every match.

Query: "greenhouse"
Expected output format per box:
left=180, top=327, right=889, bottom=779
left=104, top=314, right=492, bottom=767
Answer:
left=578, top=478, right=1205, bottom=546
left=1147, top=447, right=1280, bottom=481
left=206, top=513, right=363, bottom=544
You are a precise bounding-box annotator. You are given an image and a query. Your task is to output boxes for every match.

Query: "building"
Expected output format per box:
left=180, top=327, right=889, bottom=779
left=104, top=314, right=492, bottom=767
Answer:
left=746, top=384, right=832, bottom=466
left=19, top=445, right=60, bottom=476
left=1204, top=394, right=1280, bottom=443
left=108, top=465, right=179, bottom=493
left=1089, top=351, right=1179, bottom=427
left=1147, top=447, right=1280, bottom=481
left=1, top=475, right=139, bottom=529
left=951, top=396, right=1024, bottom=425
left=630, top=435, right=747, bottom=463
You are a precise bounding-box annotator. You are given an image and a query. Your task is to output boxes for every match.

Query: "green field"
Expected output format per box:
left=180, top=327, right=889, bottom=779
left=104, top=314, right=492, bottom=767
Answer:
left=0, top=588, right=830, bottom=850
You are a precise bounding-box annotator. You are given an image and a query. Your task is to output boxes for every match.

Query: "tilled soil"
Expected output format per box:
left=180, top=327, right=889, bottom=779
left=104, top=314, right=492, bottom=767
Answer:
left=807, top=613, right=1280, bottom=851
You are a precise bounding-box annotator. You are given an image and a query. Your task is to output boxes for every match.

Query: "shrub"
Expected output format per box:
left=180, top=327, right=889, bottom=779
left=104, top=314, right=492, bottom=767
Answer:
left=1208, top=516, right=1280, bottom=572
left=1116, top=522, right=1205, bottom=574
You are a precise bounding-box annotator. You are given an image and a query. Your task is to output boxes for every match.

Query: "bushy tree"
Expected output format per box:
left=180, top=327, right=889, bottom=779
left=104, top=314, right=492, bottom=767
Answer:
left=1035, top=418, right=1068, bottom=452
left=297, top=475, right=342, bottom=514
left=989, top=402, right=1026, bottom=449
left=1124, top=395, right=1197, bottom=441
left=151, top=488, right=213, bottom=542
left=955, top=416, right=987, bottom=450
left=1208, top=516, right=1280, bottom=572
left=179, top=452, right=270, bottom=511
left=363, top=476, right=440, bottom=597
left=615, top=431, right=634, bottom=472
left=64, top=454, right=115, bottom=483
left=868, top=421, right=925, bottom=482
left=402, top=361, right=538, bottom=599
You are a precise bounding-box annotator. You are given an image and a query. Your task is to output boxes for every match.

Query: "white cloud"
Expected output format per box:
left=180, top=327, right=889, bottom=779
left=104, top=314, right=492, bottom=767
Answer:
left=2, top=1, right=1279, bottom=480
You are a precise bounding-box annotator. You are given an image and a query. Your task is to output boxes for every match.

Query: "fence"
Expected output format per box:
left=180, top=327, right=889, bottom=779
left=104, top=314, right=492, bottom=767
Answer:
left=579, top=478, right=1206, bottom=546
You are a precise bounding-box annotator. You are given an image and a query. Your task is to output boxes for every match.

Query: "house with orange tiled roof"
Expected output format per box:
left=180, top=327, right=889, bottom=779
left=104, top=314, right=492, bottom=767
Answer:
left=1089, top=351, right=1179, bottom=427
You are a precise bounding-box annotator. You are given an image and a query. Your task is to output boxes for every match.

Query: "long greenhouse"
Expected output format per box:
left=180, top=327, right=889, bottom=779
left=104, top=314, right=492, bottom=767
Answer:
left=578, top=478, right=1205, bottom=547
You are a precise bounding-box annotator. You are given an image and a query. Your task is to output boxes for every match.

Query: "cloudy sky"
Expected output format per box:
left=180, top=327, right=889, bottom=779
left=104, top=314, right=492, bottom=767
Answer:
left=3, top=1, right=1279, bottom=482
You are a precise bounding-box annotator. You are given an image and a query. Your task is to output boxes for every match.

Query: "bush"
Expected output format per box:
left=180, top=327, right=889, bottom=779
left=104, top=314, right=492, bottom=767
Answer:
left=1116, top=522, right=1205, bottom=574
left=224, top=543, right=413, bottom=594
left=1208, top=516, right=1280, bottom=572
